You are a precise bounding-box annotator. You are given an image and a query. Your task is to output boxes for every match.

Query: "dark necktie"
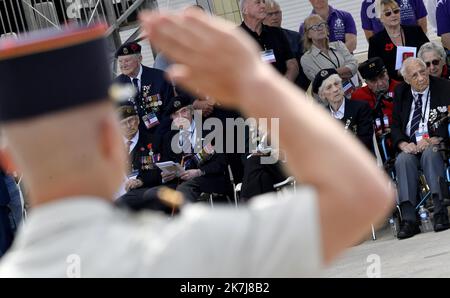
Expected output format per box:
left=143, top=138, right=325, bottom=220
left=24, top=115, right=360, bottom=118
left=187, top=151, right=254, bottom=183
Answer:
left=132, top=78, right=140, bottom=94
left=409, top=93, right=423, bottom=140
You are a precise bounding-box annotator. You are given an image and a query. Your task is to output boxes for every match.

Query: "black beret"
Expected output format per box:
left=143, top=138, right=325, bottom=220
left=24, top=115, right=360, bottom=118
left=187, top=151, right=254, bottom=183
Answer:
left=117, top=103, right=137, bottom=120
left=358, top=57, right=386, bottom=80
left=0, top=24, right=110, bottom=123
left=312, top=68, right=338, bottom=94
left=115, top=42, right=141, bottom=57
left=165, top=95, right=193, bottom=116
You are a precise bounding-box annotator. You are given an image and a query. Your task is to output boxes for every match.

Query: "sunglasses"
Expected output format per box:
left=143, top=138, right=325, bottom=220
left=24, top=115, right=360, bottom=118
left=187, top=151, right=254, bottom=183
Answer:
left=425, top=59, right=441, bottom=67
left=307, top=22, right=327, bottom=31
left=383, top=8, right=400, bottom=17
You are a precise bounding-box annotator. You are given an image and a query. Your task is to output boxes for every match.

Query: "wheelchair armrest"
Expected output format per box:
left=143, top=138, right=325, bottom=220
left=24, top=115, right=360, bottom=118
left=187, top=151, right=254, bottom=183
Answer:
left=235, top=183, right=242, bottom=192
left=273, top=176, right=296, bottom=189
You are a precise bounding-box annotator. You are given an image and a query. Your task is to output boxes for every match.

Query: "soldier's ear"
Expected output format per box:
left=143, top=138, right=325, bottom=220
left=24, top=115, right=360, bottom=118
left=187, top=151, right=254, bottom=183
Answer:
left=99, top=115, right=126, bottom=165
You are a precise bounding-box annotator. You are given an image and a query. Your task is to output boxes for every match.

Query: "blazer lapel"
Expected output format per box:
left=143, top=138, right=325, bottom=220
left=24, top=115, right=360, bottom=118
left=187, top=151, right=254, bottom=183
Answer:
left=402, top=87, right=414, bottom=132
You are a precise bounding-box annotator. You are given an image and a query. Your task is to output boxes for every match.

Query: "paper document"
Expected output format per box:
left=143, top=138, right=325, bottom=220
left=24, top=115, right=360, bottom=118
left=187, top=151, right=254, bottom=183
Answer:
left=395, top=46, right=417, bottom=70
left=156, top=161, right=184, bottom=177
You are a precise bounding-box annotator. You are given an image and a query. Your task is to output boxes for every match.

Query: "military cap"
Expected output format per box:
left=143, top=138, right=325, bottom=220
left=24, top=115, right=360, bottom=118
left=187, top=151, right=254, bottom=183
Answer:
left=0, top=24, right=110, bottom=123
left=117, top=103, right=137, bottom=120
left=165, top=95, right=193, bottom=116
left=312, top=68, right=339, bottom=94
left=115, top=42, right=141, bottom=57
left=358, top=57, right=386, bottom=80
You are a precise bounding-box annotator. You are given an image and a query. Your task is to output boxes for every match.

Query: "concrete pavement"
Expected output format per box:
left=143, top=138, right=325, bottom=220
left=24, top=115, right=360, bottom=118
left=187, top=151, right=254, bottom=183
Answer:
left=321, top=225, right=450, bottom=277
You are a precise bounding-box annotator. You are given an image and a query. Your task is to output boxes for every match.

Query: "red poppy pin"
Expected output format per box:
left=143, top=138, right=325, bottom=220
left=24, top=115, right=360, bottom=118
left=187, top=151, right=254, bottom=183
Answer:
left=385, top=43, right=394, bottom=51
left=147, top=143, right=153, bottom=150
left=130, top=43, right=139, bottom=51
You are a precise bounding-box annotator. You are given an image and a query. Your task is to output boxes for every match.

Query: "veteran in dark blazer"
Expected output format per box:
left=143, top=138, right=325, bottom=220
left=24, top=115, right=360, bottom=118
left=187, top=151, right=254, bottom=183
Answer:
left=391, top=58, right=450, bottom=239
left=114, top=42, right=175, bottom=147
left=313, top=69, right=374, bottom=153
left=115, top=104, right=165, bottom=211
left=157, top=96, right=230, bottom=203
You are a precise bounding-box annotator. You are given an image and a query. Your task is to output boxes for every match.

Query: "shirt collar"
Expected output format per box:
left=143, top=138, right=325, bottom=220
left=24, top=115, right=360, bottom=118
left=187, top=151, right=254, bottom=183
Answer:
left=411, top=86, right=430, bottom=100
left=329, top=98, right=345, bottom=119
left=129, top=64, right=143, bottom=82
left=241, top=21, right=267, bottom=37
left=123, top=130, right=139, bottom=147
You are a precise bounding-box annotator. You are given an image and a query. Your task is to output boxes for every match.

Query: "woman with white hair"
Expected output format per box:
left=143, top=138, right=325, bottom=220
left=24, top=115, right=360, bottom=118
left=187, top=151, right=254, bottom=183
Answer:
left=312, top=69, right=374, bottom=152
left=418, top=41, right=449, bottom=79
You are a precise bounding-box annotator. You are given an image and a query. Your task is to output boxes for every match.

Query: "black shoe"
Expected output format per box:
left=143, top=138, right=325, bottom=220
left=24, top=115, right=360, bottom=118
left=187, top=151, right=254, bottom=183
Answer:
left=397, top=221, right=420, bottom=239
left=434, top=213, right=450, bottom=232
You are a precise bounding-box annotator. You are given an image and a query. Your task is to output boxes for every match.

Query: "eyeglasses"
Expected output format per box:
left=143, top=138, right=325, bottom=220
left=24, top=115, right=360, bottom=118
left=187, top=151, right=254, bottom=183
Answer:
left=425, top=59, right=441, bottom=67
left=383, top=8, right=400, bottom=17
left=307, top=22, right=327, bottom=31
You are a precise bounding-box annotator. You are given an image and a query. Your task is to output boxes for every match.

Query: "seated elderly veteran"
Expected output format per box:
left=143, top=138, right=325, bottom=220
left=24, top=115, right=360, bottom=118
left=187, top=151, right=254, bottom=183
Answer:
left=313, top=69, right=374, bottom=153
left=352, top=57, right=399, bottom=131
left=115, top=103, right=168, bottom=211
left=352, top=57, right=400, bottom=161
left=418, top=42, right=450, bottom=80
left=143, top=95, right=229, bottom=203
left=391, top=57, right=450, bottom=239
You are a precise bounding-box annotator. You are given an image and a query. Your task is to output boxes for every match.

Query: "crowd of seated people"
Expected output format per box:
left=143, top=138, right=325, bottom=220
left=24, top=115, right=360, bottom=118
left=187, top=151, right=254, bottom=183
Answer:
left=3, top=0, right=450, bottom=260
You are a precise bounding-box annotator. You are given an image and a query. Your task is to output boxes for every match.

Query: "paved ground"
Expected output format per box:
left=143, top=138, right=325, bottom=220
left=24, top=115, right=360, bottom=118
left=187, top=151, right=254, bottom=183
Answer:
left=321, top=224, right=450, bottom=277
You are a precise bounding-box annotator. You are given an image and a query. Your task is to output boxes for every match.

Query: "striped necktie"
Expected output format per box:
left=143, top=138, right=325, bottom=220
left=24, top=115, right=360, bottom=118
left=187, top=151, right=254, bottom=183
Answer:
left=409, top=93, right=423, bottom=141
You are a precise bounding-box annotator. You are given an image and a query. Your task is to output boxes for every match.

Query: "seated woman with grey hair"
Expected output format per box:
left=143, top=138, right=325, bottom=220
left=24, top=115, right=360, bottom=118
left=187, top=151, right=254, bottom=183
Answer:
left=418, top=41, right=449, bottom=80
left=312, top=69, right=374, bottom=153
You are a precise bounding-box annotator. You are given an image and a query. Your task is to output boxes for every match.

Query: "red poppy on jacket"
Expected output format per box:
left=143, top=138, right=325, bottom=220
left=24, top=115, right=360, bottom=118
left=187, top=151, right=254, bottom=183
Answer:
left=147, top=143, right=153, bottom=150
left=385, top=43, right=394, bottom=51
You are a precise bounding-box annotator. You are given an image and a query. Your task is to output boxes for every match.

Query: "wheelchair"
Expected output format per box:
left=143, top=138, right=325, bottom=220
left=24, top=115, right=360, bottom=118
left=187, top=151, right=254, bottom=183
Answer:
left=377, top=119, right=450, bottom=239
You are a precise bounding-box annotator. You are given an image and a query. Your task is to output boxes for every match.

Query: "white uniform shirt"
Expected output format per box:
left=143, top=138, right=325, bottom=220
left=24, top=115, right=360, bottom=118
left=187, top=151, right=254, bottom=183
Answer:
left=0, top=188, right=322, bottom=277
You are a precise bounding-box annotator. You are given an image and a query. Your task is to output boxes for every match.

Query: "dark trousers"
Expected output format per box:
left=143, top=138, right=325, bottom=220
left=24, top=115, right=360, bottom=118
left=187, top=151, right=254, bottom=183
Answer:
left=241, top=156, right=286, bottom=201
left=177, top=175, right=229, bottom=202
left=395, top=145, right=447, bottom=222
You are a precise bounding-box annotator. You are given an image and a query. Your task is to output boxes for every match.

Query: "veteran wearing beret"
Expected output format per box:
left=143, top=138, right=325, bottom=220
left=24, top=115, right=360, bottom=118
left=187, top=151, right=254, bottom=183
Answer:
left=114, top=41, right=175, bottom=147
left=115, top=103, right=165, bottom=206
left=352, top=57, right=399, bottom=129
left=142, top=95, right=229, bottom=204
left=313, top=68, right=374, bottom=153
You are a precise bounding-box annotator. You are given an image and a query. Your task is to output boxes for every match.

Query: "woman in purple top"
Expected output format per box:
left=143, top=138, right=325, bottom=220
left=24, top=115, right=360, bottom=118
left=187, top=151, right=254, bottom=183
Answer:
left=299, top=0, right=357, bottom=53
left=360, top=0, right=428, bottom=40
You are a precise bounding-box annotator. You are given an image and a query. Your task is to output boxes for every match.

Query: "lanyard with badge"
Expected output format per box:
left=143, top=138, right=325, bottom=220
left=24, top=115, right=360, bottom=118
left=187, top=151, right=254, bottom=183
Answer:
left=259, top=38, right=276, bottom=63
left=414, top=91, right=430, bottom=142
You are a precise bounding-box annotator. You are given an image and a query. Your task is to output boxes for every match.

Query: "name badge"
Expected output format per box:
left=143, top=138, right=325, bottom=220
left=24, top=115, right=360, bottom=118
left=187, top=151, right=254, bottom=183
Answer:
left=415, top=125, right=429, bottom=142
left=383, top=115, right=389, bottom=127
left=142, top=112, right=160, bottom=129
left=260, top=49, right=276, bottom=63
